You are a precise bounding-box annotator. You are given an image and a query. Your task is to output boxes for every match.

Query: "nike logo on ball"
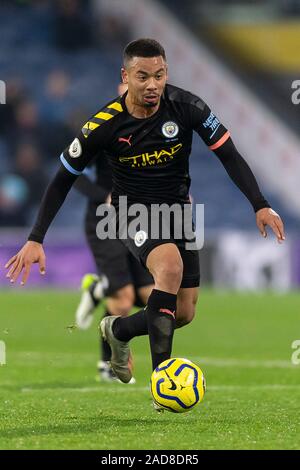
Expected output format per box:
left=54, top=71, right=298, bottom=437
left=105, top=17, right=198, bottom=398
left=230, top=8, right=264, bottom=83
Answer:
left=165, top=370, right=177, bottom=391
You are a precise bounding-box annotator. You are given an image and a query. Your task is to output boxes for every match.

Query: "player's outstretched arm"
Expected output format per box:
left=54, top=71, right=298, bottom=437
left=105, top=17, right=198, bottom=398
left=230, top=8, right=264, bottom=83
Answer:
left=5, top=241, right=46, bottom=286
left=4, top=110, right=108, bottom=285
left=4, top=165, right=78, bottom=285
left=256, top=208, right=285, bottom=243
left=213, top=137, right=286, bottom=243
left=189, top=98, right=286, bottom=243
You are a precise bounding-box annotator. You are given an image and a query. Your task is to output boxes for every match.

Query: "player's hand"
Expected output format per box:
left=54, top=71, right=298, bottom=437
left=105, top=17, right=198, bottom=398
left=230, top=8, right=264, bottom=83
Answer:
left=4, top=241, right=46, bottom=286
left=256, top=208, right=285, bottom=243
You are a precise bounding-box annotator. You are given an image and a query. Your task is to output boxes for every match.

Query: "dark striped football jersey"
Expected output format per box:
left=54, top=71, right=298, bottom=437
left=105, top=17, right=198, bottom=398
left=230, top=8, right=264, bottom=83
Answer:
left=61, top=84, right=229, bottom=205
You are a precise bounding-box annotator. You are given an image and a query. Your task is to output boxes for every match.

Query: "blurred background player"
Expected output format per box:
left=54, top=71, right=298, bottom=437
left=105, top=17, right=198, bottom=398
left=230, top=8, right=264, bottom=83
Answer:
left=74, top=84, right=154, bottom=382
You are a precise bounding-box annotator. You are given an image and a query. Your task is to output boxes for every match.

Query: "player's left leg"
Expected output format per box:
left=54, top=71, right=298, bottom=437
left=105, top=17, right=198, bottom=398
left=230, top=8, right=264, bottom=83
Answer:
left=174, top=244, right=200, bottom=327
left=145, top=243, right=185, bottom=370
left=175, top=287, right=199, bottom=328
left=108, top=246, right=200, bottom=345
left=111, top=285, right=199, bottom=341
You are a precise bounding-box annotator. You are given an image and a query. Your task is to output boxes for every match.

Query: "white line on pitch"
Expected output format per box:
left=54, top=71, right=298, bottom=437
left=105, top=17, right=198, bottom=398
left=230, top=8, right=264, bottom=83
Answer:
left=21, top=386, right=149, bottom=393
left=20, top=384, right=300, bottom=394
left=135, top=355, right=296, bottom=369
left=11, top=352, right=299, bottom=369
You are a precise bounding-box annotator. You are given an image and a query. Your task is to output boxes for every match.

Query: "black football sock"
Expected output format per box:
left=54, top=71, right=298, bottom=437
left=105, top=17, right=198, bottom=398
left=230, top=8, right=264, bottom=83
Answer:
left=112, top=308, right=148, bottom=342
left=112, top=290, right=177, bottom=370
left=146, top=289, right=177, bottom=371
left=101, top=310, right=112, bottom=362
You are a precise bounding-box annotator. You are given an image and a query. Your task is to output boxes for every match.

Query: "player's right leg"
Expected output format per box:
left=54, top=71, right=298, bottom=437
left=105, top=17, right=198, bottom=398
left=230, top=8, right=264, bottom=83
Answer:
left=144, top=243, right=183, bottom=370
left=102, top=242, right=183, bottom=381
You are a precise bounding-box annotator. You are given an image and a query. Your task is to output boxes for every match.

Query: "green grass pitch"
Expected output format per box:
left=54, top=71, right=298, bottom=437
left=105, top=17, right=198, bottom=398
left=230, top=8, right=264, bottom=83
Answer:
left=0, top=289, right=299, bottom=450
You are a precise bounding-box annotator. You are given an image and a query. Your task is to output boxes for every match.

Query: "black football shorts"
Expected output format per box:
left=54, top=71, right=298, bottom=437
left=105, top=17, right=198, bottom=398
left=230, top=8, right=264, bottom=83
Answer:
left=116, top=204, right=200, bottom=289
left=85, top=211, right=153, bottom=296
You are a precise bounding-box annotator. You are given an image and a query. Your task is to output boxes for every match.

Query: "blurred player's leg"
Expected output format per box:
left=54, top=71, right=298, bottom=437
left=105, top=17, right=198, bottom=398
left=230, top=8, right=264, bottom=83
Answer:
left=111, top=258, right=153, bottom=342
left=75, top=273, right=108, bottom=330
left=84, top=221, right=138, bottom=381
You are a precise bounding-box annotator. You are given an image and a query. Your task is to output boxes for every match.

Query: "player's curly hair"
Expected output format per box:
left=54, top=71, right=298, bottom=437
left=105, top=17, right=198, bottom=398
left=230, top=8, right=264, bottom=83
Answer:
left=123, top=38, right=166, bottom=66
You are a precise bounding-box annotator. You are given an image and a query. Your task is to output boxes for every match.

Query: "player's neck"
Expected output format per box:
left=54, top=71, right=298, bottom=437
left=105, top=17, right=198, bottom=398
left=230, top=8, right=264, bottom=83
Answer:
left=125, top=95, right=160, bottom=119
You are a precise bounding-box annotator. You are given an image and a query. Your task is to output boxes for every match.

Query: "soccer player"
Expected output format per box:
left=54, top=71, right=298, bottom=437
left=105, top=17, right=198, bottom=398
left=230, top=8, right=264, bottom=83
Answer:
left=74, top=82, right=154, bottom=382
left=5, top=39, right=285, bottom=392
left=74, top=142, right=154, bottom=381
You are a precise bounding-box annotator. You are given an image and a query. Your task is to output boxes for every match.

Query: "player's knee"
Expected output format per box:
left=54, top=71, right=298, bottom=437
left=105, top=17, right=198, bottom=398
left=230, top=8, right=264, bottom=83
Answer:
left=154, top=258, right=183, bottom=290
left=119, top=298, right=135, bottom=316
left=107, top=287, right=135, bottom=316
left=175, top=311, right=195, bottom=328
left=109, top=298, right=134, bottom=317
left=175, top=302, right=196, bottom=328
left=147, top=244, right=183, bottom=292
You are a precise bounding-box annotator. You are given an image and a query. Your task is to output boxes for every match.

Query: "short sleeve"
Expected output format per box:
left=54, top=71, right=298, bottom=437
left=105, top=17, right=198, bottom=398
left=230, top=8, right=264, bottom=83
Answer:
left=60, top=120, right=107, bottom=175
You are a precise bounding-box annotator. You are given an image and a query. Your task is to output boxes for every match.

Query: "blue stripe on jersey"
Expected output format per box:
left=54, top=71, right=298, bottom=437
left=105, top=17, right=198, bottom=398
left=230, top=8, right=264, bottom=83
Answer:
left=60, top=154, right=82, bottom=176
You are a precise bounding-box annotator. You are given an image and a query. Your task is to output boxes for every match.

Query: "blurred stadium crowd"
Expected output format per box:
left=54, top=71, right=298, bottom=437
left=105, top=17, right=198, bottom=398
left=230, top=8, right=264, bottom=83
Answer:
left=1, top=0, right=299, bottom=289
left=0, top=0, right=299, bottom=232
left=0, top=0, right=129, bottom=227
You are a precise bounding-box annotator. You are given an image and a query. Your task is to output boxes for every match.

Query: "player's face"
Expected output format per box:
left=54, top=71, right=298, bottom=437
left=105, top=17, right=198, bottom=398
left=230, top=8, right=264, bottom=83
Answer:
left=122, top=56, right=168, bottom=108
